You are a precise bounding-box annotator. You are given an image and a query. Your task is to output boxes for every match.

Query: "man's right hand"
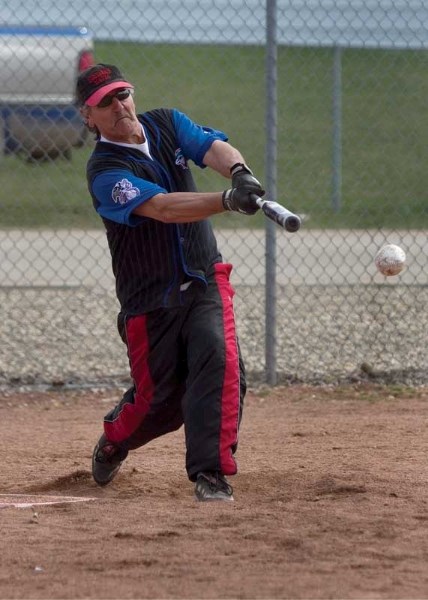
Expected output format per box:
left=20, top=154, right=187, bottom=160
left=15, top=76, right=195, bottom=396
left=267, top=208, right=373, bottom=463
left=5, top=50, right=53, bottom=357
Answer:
left=222, top=188, right=260, bottom=215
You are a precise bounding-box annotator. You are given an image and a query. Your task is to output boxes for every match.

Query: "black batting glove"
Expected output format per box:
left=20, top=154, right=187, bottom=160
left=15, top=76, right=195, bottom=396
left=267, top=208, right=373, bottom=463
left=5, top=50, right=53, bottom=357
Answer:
left=230, top=163, right=265, bottom=198
left=222, top=187, right=260, bottom=215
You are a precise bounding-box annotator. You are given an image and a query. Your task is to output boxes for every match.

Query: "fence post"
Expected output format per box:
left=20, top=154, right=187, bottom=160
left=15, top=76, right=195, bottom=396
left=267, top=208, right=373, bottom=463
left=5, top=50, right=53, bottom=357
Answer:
left=265, top=0, right=278, bottom=385
left=332, top=45, right=342, bottom=212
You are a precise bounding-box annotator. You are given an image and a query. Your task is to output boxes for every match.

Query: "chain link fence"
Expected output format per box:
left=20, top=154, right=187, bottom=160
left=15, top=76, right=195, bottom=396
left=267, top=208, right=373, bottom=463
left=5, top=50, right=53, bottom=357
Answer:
left=0, top=1, right=427, bottom=389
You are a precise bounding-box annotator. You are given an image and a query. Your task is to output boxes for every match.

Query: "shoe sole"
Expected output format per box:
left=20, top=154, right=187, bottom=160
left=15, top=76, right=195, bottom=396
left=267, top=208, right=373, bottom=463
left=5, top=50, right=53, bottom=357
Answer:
left=194, top=493, right=234, bottom=502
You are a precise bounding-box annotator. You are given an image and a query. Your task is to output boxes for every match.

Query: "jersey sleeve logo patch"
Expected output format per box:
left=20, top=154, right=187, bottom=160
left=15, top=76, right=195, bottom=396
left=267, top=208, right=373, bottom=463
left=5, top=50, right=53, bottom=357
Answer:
left=175, top=148, right=189, bottom=170
left=112, top=179, right=140, bottom=204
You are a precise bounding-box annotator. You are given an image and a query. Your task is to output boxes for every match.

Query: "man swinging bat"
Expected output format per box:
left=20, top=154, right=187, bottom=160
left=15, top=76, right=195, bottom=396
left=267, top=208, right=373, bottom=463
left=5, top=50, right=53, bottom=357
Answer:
left=76, top=62, right=293, bottom=502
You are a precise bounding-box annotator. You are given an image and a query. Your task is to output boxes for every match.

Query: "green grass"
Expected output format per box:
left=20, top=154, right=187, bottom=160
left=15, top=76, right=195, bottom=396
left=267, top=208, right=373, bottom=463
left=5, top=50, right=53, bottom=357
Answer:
left=1, top=42, right=427, bottom=228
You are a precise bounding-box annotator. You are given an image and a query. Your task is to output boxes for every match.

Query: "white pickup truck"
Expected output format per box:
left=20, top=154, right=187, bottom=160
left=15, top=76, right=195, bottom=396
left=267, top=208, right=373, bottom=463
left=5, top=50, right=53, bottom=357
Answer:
left=0, top=25, right=94, bottom=160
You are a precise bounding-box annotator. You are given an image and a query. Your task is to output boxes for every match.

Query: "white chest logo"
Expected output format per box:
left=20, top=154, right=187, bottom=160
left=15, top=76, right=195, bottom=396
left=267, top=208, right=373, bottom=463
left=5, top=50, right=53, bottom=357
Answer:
left=112, top=179, right=140, bottom=204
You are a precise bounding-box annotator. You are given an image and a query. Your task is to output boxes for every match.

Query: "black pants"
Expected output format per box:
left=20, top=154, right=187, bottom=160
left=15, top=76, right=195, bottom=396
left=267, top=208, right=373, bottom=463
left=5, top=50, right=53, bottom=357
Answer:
left=103, top=263, right=246, bottom=481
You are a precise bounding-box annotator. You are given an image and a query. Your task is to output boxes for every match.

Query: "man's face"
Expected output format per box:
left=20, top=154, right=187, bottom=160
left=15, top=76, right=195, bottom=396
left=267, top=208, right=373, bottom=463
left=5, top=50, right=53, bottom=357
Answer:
left=84, top=88, right=140, bottom=142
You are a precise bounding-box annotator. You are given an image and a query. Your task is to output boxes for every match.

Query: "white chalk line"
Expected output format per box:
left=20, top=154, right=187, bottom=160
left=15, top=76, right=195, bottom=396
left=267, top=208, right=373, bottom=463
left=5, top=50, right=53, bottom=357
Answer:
left=0, top=494, right=97, bottom=508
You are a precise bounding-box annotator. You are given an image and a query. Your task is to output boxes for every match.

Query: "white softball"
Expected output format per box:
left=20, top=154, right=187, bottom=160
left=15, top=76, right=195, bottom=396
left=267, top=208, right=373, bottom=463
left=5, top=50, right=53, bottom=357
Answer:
left=374, top=244, right=406, bottom=276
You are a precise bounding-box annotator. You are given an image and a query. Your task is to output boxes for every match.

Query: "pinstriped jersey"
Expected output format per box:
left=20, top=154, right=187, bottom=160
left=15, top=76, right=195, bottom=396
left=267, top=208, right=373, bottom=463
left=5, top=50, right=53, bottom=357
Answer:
left=86, top=108, right=228, bottom=314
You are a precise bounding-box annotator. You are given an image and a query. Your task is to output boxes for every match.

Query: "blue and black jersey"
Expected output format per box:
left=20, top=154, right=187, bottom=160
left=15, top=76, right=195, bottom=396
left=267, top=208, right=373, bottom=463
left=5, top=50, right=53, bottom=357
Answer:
left=86, top=108, right=228, bottom=314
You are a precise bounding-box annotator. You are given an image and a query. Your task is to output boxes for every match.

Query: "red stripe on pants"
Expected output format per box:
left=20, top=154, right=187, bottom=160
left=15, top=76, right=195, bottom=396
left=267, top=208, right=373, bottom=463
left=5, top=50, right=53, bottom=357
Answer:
left=104, top=315, right=154, bottom=443
left=215, top=263, right=240, bottom=476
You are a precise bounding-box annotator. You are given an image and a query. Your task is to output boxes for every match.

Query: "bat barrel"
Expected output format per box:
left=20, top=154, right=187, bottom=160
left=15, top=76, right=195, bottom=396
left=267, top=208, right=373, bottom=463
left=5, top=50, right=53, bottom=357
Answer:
left=253, top=196, right=301, bottom=232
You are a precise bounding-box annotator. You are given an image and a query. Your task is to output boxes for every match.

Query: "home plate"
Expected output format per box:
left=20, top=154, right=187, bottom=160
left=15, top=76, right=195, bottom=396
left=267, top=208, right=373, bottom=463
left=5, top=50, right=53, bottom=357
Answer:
left=0, top=494, right=97, bottom=508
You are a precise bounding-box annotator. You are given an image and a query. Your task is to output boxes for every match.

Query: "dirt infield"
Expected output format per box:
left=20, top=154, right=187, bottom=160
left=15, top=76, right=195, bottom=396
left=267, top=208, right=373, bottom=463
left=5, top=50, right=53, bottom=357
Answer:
left=1, top=384, right=427, bottom=600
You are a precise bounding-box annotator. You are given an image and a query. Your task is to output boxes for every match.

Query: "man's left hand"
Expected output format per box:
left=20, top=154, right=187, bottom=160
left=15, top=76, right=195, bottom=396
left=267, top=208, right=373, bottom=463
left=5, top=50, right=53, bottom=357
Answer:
left=230, top=163, right=265, bottom=198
